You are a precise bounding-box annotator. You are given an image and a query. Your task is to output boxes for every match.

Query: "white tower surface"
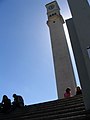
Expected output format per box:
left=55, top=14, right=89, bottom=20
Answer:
left=45, top=1, right=76, bottom=98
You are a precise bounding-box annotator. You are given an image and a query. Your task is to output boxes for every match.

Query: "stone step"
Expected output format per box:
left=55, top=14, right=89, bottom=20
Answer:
left=29, top=98, right=84, bottom=109
left=0, top=95, right=87, bottom=120
left=0, top=101, right=84, bottom=119
left=55, top=114, right=87, bottom=120
left=16, top=102, right=84, bottom=113
left=0, top=103, right=85, bottom=120
left=10, top=96, right=84, bottom=114
left=15, top=110, right=85, bottom=120
left=30, top=95, right=83, bottom=108
left=1, top=109, right=86, bottom=120
left=0, top=96, right=84, bottom=117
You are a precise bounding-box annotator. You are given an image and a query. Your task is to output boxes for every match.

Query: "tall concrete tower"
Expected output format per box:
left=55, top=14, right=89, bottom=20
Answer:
left=45, top=1, right=76, bottom=98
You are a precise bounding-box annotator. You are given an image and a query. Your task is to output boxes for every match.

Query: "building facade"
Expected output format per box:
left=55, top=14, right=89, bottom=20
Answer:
left=66, top=0, right=90, bottom=110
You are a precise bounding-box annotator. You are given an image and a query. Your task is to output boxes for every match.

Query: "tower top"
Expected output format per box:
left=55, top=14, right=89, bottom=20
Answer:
left=45, top=1, right=64, bottom=24
left=45, top=1, right=60, bottom=14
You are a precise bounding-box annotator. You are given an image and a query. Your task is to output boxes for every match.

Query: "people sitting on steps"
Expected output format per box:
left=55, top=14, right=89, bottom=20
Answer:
left=0, top=94, right=24, bottom=113
left=64, top=86, right=82, bottom=99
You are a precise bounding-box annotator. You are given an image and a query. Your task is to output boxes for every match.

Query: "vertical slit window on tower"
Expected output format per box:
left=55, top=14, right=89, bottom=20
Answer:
left=53, top=21, right=55, bottom=23
left=87, top=46, right=90, bottom=58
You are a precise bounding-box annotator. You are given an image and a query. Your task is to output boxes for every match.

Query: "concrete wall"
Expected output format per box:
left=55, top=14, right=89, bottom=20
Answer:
left=67, top=0, right=90, bottom=110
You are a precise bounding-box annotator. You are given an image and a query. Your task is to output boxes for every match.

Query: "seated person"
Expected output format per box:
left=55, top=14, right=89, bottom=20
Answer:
left=76, top=86, right=82, bottom=95
left=0, top=95, right=11, bottom=113
left=12, top=94, right=24, bottom=109
left=64, top=87, right=71, bottom=98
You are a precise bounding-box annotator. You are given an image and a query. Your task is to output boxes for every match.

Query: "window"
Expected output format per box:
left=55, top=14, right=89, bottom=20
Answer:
left=87, top=46, right=90, bottom=58
left=53, top=21, right=55, bottom=23
left=49, top=13, right=57, bottom=17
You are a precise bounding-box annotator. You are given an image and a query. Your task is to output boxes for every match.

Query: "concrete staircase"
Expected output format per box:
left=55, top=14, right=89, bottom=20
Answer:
left=0, top=95, right=89, bottom=120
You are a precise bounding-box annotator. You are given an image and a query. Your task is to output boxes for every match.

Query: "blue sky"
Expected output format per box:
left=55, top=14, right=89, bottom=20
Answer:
left=0, top=0, right=90, bottom=105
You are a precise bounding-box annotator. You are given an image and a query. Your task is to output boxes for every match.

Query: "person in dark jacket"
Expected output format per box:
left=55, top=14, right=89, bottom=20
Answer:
left=76, top=86, right=82, bottom=95
left=12, top=94, right=24, bottom=109
left=1, top=95, right=11, bottom=113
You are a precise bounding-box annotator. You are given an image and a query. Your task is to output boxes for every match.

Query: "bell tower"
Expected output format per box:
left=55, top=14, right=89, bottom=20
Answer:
left=45, top=1, right=76, bottom=98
